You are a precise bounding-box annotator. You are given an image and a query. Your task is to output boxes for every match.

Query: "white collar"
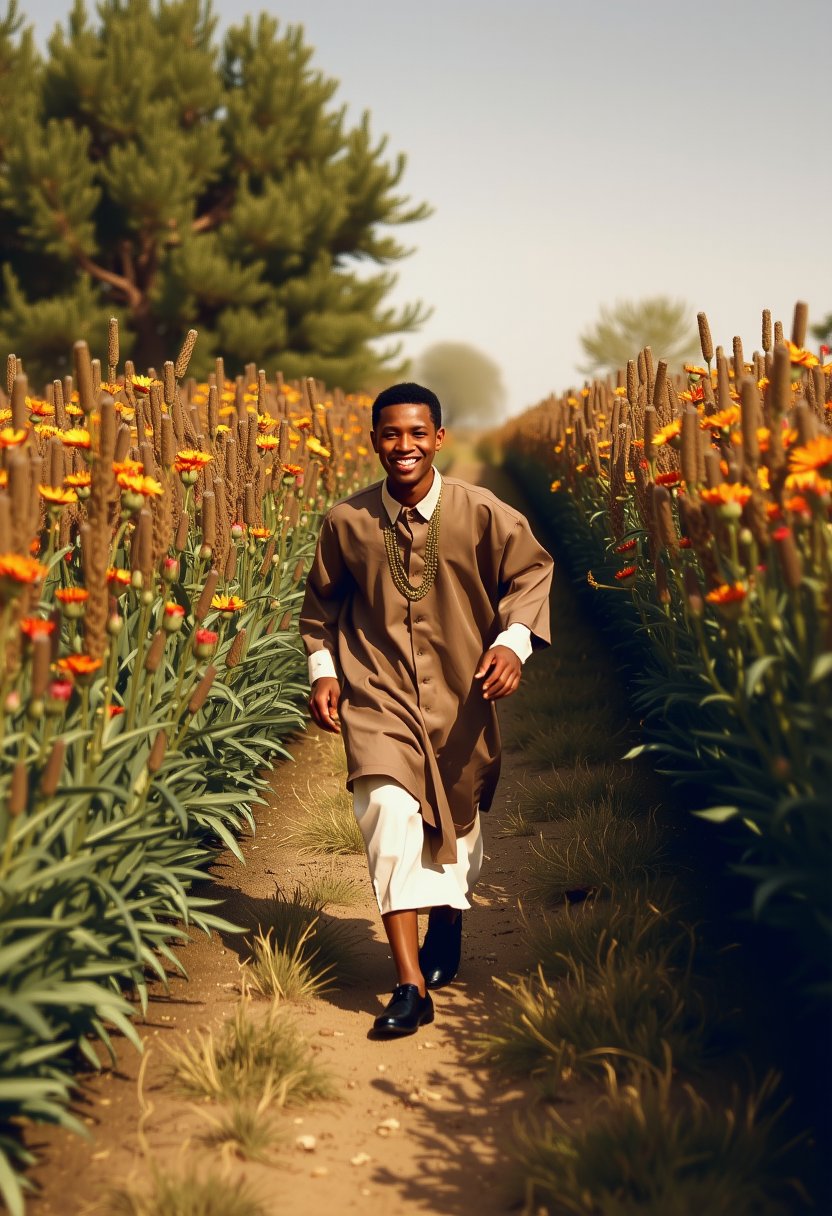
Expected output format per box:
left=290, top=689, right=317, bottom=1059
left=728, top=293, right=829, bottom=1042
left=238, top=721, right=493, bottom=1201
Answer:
left=381, top=467, right=442, bottom=524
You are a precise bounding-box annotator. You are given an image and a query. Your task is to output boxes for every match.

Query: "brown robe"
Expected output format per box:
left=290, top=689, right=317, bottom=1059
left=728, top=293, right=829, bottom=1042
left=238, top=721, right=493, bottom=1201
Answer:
left=299, top=474, right=553, bottom=864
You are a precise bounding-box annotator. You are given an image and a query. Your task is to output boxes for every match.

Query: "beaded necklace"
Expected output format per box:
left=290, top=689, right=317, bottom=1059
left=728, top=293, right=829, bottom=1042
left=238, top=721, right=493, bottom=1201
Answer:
left=382, top=487, right=442, bottom=601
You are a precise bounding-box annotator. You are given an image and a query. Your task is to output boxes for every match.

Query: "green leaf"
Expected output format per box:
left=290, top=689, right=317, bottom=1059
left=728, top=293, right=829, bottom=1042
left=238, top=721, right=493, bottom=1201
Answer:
left=692, top=805, right=740, bottom=824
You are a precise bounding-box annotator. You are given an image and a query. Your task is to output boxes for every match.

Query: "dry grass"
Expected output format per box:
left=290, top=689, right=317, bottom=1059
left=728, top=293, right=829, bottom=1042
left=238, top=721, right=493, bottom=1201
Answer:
left=196, top=1095, right=285, bottom=1163
left=243, top=924, right=335, bottom=1001
left=242, top=883, right=359, bottom=986
left=166, top=1000, right=336, bottom=1107
left=511, top=1057, right=800, bottom=1216
left=526, top=799, right=662, bottom=903
left=520, top=882, right=683, bottom=981
left=511, top=761, right=656, bottom=823
left=109, top=1168, right=266, bottom=1216
left=301, top=870, right=364, bottom=907
left=286, top=787, right=364, bottom=855
left=478, top=926, right=707, bottom=1091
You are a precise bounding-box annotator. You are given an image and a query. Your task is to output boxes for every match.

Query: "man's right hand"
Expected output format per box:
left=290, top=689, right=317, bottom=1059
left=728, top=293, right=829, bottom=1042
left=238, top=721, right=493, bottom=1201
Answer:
left=309, top=677, right=341, bottom=734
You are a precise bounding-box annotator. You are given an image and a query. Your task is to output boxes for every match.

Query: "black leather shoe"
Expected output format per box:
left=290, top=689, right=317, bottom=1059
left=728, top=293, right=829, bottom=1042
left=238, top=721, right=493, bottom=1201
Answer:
left=418, top=910, right=462, bottom=989
left=372, top=984, right=434, bottom=1037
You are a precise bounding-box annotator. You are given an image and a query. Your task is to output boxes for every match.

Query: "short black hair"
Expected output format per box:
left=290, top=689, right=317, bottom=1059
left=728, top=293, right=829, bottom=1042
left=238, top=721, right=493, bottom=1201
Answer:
left=371, top=382, right=442, bottom=431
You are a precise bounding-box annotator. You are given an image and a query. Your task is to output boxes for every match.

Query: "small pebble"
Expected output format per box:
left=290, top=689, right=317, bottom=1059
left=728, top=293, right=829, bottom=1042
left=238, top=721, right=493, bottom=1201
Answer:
left=296, top=1135, right=317, bottom=1152
left=351, top=1152, right=372, bottom=1167
left=311, top=1167, right=329, bottom=1178
left=376, top=1063, right=387, bottom=1073
left=293, top=1117, right=304, bottom=1125
left=376, top=1118, right=400, bottom=1136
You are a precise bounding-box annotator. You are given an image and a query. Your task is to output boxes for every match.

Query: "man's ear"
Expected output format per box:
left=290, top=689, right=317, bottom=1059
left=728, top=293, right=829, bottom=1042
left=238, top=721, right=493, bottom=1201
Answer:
left=369, top=429, right=378, bottom=452
left=435, top=426, right=446, bottom=449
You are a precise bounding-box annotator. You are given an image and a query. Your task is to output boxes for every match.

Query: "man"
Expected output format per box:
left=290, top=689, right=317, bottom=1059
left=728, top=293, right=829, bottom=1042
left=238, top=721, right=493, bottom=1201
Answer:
left=299, top=382, right=553, bottom=1037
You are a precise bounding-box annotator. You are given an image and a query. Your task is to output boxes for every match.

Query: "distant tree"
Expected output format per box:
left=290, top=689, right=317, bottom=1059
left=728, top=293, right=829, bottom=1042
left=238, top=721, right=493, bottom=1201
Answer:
left=578, top=296, right=699, bottom=376
left=0, top=0, right=431, bottom=387
left=412, top=342, right=505, bottom=427
left=810, top=312, right=832, bottom=347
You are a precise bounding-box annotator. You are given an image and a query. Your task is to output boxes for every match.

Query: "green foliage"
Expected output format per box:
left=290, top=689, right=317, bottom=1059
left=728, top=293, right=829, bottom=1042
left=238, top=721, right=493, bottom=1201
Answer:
left=0, top=1, right=430, bottom=386
left=412, top=341, right=506, bottom=427
left=578, top=297, right=699, bottom=376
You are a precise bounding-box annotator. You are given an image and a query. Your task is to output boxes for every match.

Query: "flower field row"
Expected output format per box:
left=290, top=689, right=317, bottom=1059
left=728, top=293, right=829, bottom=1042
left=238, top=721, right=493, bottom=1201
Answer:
left=0, top=324, right=375, bottom=1215
left=495, top=302, right=832, bottom=988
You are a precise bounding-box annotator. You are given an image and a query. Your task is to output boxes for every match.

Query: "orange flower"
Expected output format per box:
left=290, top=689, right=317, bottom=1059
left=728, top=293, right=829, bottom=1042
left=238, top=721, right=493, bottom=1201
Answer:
left=0, top=553, right=48, bottom=586
left=292, top=416, right=313, bottom=431
left=656, top=470, right=682, bottom=487
left=281, top=463, right=304, bottom=476
left=107, top=567, right=132, bottom=587
left=549, top=480, right=562, bottom=493
left=613, top=386, right=627, bottom=397
left=65, top=402, right=84, bottom=417
left=113, top=458, right=144, bottom=476
left=55, top=587, right=89, bottom=604
left=575, top=462, right=589, bottom=474
left=706, top=582, right=748, bottom=607
left=117, top=472, right=164, bottom=498
left=174, top=449, right=212, bottom=472
left=164, top=602, right=185, bottom=618
left=99, top=381, right=121, bottom=395
left=679, top=384, right=705, bottom=403
left=684, top=364, right=708, bottom=377
left=652, top=419, right=682, bottom=447
left=108, top=704, right=126, bottom=718
left=249, top=526, right=271, bottom=540
left=257, top=413, right=276, bottom=432
left=56, top=654, right=102, bottom=677
left=0, top=470, right=9, bottom=488
left=39, top=484, right=78, bottom=506
left=701, top=406, right=739, bottom=431
left=20, top=617, right=56, bottom=640
left=0, top=426, right=28, bottom=449
left=26, top=396, right=54, bottom=417
left=61, top=428, right=92, bottom=449
left=785, top=495, right=810, bottom=515
left=256, top=435, right=280, bottom=451
left=788, top=435, right=832, bottom=478
left=131, top=375, right=154, bottom=393
left=700, top=483, right=752, bottom=508
left=786, top=341, right=818, bottom=369
left=211, top=593, right=246, bottom=613
left=65, top=471, right=92, bottom=489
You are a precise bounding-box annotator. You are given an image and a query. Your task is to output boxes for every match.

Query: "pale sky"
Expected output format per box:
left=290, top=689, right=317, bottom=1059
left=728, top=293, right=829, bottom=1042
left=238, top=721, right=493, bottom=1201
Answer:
left=31, top=0, right=832, bottom=416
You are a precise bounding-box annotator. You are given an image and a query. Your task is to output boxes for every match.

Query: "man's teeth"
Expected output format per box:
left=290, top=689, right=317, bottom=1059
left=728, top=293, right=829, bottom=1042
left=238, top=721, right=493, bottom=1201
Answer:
left=393, top=457, right=418, bottom=467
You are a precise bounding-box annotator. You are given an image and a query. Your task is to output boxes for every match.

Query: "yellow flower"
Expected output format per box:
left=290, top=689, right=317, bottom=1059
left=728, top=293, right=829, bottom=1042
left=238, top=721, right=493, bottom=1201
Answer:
left=652, top=419, right=682, bottom=448
left=211, top=593, right=246, bottom=613
left=61, top=428, right=92, bottom=449
left=34, top=423, right=60, bottom=438
left=0, top=426, right=28, bottom=449
left=701, top=406, right=739, bottom=431
left=39, top=484, right=78, bottom=506
left=785, top=341, right=818, bottom=369
left=117, top=472, right=164, bottom=497
left=256, top=435, right=280, bottom=451
left=0, top=553, right=48, bottom=586
left=305, top=435, right=330, bottom=458
left=700, top=483, right=752, bottom=508
left=65, top=471, right=92, bottom=489
left=174, top=449, right=212, bottom=473
left=705, top=582, right=748, bottom=607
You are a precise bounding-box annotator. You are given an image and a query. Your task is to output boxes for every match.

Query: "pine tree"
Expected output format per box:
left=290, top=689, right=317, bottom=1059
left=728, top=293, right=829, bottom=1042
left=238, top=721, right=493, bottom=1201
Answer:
left=0, top=0, right=431, bottom=386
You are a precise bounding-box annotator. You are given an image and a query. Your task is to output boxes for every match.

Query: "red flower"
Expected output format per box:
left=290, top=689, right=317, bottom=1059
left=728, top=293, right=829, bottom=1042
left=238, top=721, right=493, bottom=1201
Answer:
left=615, top=539, right=637, bottom=553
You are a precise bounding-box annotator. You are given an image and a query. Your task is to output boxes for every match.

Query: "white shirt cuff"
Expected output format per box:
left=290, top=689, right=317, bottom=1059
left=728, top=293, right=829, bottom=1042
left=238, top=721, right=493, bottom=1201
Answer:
left=308, top=649, right=338, bottom=684
left=492, top=622, right=533, bottom=664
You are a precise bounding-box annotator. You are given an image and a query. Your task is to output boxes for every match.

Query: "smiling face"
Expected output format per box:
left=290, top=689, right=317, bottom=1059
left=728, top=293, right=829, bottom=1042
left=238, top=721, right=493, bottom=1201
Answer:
left=370, top=402, right=445, bottom=501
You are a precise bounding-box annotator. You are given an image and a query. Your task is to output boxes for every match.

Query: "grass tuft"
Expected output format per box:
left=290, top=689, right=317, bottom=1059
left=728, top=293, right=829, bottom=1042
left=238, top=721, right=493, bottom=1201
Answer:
left=512, top=760, right=658, bottom=824
left=286, top=787, right=364, bottom=855
left=527, top=799, right=662, bottom=903
left=166, top=999, right=336, bottom=1107
left=109, top=1168, right=267, bottom=1216
left=243, top=924, right=334, bottom=1001
left=242, top=883, right=359, bottom=986
left=478, top=924, right=708, bottom=1090
left=520, top=883, right=683, bottom=981
left=196, top=1094, right=285, bottom=1163
left=511, top=1056, right=801, bottom=1216
left=301, top=870, right=363, bottom=907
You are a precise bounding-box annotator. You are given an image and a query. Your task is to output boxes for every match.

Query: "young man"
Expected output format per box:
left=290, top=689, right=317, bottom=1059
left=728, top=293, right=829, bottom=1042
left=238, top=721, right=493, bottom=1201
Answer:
left=299, top=382, right=553, bottom=1037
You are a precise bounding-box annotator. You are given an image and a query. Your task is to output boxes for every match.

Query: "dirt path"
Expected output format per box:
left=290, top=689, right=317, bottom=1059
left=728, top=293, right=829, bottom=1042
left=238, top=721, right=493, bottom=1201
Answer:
left=24, top=451, right=567, bottom=1216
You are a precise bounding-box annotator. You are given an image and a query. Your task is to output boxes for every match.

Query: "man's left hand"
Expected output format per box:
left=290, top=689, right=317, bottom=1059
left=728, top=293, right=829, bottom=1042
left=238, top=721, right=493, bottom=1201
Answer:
left=474, top=645, right=521, bottom=700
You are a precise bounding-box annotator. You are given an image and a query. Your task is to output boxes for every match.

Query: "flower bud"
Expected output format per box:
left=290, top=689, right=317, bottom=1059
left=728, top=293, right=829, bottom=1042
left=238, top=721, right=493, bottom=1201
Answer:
left=163, top=603, right=186, bottom=633
left=194, top=627, right=218, bottom=658
left=162, top=556, right=180, bottom=583
left=131, top=569, right=143, bottom=590
left=107, top=613, right=123, bottom=636
left=5, top=690, right=20, bottom=713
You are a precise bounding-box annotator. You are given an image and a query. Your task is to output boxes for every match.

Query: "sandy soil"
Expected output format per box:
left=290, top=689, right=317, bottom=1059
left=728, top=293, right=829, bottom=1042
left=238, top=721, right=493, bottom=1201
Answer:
left=23, top=454, right=573, bottom=1216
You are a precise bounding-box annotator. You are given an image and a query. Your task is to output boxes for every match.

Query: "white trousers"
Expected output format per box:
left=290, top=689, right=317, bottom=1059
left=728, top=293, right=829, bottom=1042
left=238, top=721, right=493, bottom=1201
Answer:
left=352, top=776, right=484, bottom=916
